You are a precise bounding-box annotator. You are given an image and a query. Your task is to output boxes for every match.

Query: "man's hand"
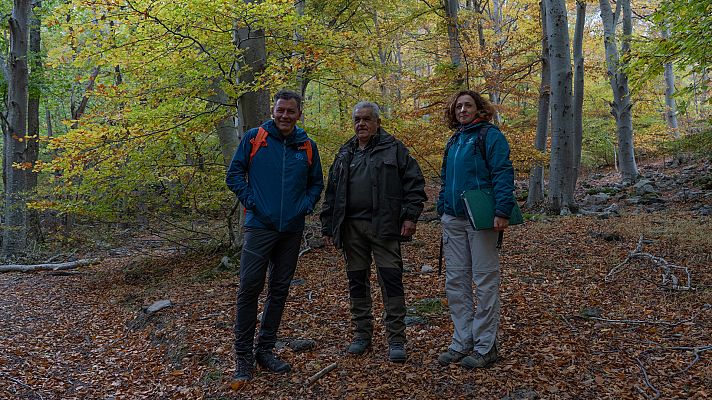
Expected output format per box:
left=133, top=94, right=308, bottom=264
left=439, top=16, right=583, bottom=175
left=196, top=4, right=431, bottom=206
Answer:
left=401, top=220, right=417, bottom=237
left=323, top=235, right=334, bottom=247
left=493, top=216, right=509, bottom=232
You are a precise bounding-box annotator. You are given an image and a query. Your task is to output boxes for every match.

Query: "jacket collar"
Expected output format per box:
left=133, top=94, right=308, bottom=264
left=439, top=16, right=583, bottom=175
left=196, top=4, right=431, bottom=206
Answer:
left=459, top=119, right=489, bottom=134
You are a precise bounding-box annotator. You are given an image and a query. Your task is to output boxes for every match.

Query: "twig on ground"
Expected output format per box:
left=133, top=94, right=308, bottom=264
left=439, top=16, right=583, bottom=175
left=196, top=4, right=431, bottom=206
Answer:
left=605, top=235, right=691, bottom=290
left=0, top=371, right=44, bottom=400
left=635, top=357, right=660, bottom=400
left=305, top=362, right=338, bottom=386
left=667, top=345, right=712, bottom=375
left=579, top=316, right=692, bottom=327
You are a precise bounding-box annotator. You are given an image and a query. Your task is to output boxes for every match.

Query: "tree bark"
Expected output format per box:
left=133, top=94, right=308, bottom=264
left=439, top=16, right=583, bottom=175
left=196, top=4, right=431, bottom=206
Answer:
left=572, top=0, right=586, bottom=188
left=235, top=0, right=270, bottom=137
left=545, top=0, right=576, bottom=214
left=600, top=0, right=638, bottom=182
left=661, top=26, right=679, bottom=137
left=25, top=0, right=42, bottom=243
left=230, top=0, right=270, bottom=249
left=443, top=0, right=462, bottom=68
left=3, top=0, right=31, bottom=257
left=527, top=1, right=550, bottom=209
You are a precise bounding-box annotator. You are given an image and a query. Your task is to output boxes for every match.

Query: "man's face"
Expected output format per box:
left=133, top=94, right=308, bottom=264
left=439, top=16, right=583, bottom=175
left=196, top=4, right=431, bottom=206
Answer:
left=273, top=98, right=301, bottom=136
left=353, top=107, right=380, bottom=145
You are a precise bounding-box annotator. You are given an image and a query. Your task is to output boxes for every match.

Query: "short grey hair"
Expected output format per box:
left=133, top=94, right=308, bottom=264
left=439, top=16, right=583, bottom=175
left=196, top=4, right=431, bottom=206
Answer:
left=352, top=101, right=381, bottom=121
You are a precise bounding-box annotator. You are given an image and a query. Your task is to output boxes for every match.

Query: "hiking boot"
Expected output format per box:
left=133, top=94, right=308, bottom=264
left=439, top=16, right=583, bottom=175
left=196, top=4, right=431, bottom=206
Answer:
left=437, top=349, right=467, bottom=366
left=461, top=344, right=498, bottom=369
left=255, top=350, right=291, bottom=373
left=388, top=342, right=407, bottom=363
left=347, top=337, right=372, bottom=355
left=233, top=355, right=254, bottom=381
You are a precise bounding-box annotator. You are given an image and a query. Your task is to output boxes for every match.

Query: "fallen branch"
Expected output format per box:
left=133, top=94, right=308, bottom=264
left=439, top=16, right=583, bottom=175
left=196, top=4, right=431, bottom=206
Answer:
left=664, top=345, right=712, bottom=375
left=581, top=316, right=691, bottom=327
left=0, top=258, right=100, bottom=273
left=305, top=362, right=337, bottom=387
left=605, top=235, right=691, bottom=290
left=635, top=357, right=660, bottom=400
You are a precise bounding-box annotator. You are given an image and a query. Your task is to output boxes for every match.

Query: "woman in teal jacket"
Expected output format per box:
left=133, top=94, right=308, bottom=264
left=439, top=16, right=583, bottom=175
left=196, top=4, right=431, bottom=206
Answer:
left=436, top=90, right=515, bottom=369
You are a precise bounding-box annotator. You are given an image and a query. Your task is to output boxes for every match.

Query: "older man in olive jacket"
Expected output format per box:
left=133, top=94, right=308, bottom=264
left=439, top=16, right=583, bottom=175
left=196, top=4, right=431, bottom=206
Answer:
left=321, top=101, right=426, bottom=363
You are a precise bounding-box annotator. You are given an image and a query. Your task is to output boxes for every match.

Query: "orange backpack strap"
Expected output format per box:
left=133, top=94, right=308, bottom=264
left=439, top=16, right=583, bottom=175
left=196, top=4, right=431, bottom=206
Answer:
left=298, top=140, right=313, bottom=167
left=248, top=127, right=269, bottom=165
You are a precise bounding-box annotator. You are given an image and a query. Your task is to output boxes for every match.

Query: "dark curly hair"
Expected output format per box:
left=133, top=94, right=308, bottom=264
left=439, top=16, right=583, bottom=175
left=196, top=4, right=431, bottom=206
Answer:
left=445, top=90, right=496, bottom=129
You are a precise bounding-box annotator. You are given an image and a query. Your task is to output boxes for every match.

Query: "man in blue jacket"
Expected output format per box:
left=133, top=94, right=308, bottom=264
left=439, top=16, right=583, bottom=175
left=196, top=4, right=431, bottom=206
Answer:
left=226, top=90, right=324, bottom=382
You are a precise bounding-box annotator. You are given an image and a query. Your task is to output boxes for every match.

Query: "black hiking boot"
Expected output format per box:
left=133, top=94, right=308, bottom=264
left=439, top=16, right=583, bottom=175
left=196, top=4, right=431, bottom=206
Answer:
left=256, top=350, right=291, bottom=373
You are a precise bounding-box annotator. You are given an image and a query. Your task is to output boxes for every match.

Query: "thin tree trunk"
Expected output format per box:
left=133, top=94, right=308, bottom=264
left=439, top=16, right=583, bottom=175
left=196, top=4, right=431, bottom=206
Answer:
left=600, top=0, right=638, bottom=182
left=527, top=1, right=550, bottom=209
left=661, top=26, right=679, bottom=137
left=545, top=0, right=576, bottom=214
left=3, top=0, right=31, bottom=256
left=572, top=0, right=585, bottom=188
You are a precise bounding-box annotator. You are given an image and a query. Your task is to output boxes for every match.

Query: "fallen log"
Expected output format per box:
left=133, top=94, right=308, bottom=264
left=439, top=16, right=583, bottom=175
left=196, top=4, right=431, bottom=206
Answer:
left=0, top=258, right=100, bottom=273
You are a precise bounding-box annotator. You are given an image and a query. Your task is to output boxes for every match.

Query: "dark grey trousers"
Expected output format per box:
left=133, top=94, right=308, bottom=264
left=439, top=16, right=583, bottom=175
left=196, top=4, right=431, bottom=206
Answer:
left=234, top=228, right=302, bottom=357
left=342, top=219, right=406, bottom=344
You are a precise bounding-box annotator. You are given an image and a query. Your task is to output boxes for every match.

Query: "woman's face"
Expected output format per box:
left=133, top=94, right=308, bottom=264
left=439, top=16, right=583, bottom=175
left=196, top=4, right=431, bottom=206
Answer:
left=455, top=94, right=478, bottom=126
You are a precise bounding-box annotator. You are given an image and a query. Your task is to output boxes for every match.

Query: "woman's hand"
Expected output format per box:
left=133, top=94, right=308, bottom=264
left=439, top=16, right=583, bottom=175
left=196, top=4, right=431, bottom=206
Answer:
left=493, top=216, right=509, bottom=231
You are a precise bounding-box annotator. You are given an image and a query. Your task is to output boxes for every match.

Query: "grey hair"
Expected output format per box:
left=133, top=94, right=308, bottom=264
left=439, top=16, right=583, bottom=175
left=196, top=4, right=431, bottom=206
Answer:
left=352, top=101, right=381, bottom=120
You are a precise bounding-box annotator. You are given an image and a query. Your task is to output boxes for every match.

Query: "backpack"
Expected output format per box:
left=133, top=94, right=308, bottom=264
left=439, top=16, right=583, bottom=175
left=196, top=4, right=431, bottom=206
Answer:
left=249, top=127, right=313, bottom=167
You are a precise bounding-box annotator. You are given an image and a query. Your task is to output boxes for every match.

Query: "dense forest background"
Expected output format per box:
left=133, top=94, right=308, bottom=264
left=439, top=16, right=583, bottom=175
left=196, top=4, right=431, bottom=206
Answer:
left=0, top=0, right=709, bottom=257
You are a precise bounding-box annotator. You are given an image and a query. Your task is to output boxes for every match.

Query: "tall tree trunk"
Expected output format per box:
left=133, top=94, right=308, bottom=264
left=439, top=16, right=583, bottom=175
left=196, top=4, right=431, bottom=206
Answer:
left=234, top=0, right=270, bottom=137
left=295, top=0, right=309, bottom=103
left=230, top=0, right=270, bottom=249
left=545, top=0, right=576, bottom=214
left=527, top=1, right=550, bottom=209
left=572, top=0, right=585, bottom=188
left=25, top=0, right=41, bottom=243
left=443, top=0, right=464, bottom=88
left=600, top=0, right=638, bottom=182
left=444, top=0, right=461, bottom=68
left=3, top=0, right=31, bottom=256
left=661, top=26, right=679, bottom=137
left=489, top=0, right=504, bottom=124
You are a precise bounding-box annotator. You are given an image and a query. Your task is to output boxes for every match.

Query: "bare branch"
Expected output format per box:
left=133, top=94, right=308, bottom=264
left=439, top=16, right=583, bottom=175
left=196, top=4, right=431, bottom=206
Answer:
left=605, top=235, right=692, bottom=290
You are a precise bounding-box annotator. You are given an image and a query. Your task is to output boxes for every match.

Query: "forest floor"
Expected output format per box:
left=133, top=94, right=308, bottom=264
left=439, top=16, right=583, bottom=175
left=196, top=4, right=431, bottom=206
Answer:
left=1, top=156, right=711, bottom=399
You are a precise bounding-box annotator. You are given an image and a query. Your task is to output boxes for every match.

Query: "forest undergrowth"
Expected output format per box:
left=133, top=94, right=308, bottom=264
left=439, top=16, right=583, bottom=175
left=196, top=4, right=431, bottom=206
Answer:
left=1, top=156, right=710, bottom=399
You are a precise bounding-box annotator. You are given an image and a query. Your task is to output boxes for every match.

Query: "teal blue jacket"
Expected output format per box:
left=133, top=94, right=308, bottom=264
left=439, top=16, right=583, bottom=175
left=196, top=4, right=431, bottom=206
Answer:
left=226, top=120, right=324, bottom=232
left=437, top=122, right=515, bottom=219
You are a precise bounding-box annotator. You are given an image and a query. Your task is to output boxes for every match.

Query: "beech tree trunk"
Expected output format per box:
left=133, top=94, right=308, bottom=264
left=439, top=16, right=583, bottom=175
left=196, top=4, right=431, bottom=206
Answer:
left=230, top=0, right=270, bottom=249
left=3, top=0, right=31, bottom=257
left=444, top=0, right=462, bottom=68
left=545, top=0, right=576, bottom=214
left=25, top=0, right=41, bottom=243
left=661, top=26, right=679, bottom=138
left=235, top=0, right=270, bottom=137
left=600, top=0, right=638, bottom=182
left=572, top=0, right=585, bottom=188
left=527, top=1, right=550, bottom=209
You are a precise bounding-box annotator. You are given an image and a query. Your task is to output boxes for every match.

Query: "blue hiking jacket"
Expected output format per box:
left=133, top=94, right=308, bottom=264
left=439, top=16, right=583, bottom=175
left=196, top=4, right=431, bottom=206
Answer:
left=437, top=121, right=515, bottom=219
left=226, top=120, right=324, bottom=232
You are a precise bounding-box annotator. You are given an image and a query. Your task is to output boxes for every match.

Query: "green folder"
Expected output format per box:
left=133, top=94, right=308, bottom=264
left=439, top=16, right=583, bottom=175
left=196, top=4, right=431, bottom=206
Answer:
left=461, top=189, right=524, bottom=230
